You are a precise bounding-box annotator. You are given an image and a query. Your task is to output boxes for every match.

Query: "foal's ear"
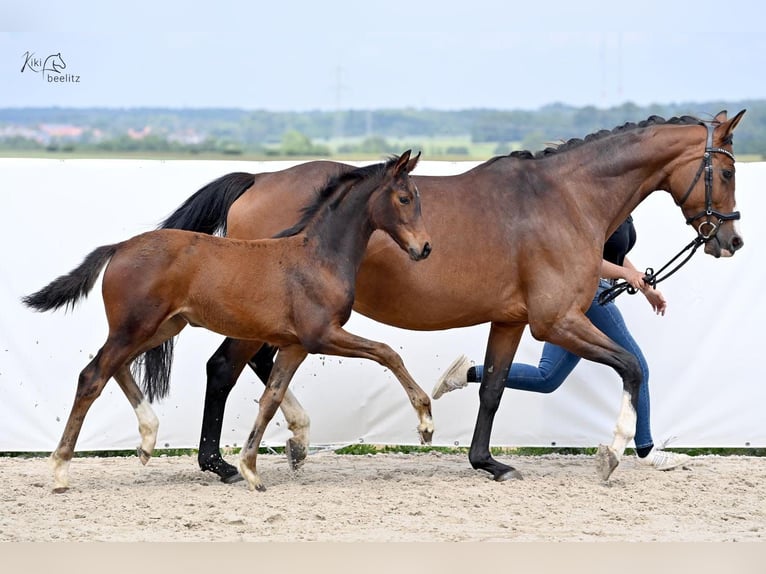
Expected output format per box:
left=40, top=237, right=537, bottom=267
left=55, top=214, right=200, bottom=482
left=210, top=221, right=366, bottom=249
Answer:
left=393, top=149, right=412, bottom=176
left=406, top=150, right=421, bottom=174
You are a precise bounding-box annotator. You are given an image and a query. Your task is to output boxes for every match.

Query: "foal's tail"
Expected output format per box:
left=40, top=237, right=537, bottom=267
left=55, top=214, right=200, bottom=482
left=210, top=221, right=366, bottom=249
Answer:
left=159, top=172, right=255, bottom=235
left=23, top=243, right=175, bottom=403
left=21, top=244, right=118, bottom=312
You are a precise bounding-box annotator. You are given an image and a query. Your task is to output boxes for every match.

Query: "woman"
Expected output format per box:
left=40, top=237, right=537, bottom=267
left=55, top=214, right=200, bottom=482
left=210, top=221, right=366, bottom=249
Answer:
left=432, top=215, right=690, bottom=471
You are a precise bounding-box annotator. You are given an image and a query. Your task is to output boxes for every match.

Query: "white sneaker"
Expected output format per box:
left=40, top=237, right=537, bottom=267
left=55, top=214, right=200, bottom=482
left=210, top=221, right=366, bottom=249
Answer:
left=637, top=447, right=691, bottom=471
left=431, top=354, right=472, bottom=399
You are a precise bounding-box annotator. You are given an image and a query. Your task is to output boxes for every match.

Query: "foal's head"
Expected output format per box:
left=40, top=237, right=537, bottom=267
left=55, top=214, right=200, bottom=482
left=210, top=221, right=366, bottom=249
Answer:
left=369, top=150, right=431, bottom=261
left=665, top=110, right=746, bottom=258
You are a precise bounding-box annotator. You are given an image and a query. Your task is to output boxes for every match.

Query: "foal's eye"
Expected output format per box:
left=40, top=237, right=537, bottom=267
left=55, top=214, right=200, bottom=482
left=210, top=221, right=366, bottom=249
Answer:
left=721, top=169, right=734, bottom=180
left=398, top=196, right=411, bottom=205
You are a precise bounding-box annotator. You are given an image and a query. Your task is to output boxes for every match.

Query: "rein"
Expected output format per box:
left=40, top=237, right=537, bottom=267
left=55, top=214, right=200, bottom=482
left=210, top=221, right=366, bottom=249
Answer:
left=598, top=121, right=739, bottom=306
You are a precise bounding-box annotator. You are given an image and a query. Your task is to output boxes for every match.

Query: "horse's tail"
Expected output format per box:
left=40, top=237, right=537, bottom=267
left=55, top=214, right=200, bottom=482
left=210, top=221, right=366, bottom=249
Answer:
left=159, top=172, right=255, bottom=235
left=21, top=244, right=118, bottom=313
left=132, top=338, right=175, bottom=403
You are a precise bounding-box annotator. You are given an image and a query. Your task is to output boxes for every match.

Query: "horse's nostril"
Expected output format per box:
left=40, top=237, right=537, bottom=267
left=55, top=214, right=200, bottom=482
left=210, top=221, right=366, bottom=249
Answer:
left=422, top=242, right=432, bottom=258
left=732, top=236, right=744, bottom=251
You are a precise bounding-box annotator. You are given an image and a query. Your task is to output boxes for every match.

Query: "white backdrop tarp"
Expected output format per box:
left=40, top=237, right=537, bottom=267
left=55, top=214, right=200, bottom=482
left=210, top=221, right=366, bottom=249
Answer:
left=1, top=158, right=764, bottom=452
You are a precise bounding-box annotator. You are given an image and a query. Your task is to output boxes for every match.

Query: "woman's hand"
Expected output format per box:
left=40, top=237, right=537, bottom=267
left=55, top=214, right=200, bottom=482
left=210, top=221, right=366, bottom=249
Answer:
left=642, top=286, right=667, bottom=316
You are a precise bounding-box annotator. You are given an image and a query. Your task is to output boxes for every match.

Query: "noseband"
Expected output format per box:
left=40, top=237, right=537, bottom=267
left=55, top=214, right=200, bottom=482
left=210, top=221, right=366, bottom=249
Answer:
left=599, top=120, right=739, bottom=306
left=675, top=121, right=740, bottom=240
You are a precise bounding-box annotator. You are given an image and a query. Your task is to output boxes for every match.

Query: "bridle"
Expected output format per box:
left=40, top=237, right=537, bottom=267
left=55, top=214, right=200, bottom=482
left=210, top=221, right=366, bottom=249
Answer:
left=598, top=120, right=739, bottom=305
left=675, top=120, right=740, bottom=240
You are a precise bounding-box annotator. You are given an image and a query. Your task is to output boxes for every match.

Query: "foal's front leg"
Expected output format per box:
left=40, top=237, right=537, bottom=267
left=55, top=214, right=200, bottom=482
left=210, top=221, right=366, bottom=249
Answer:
left=238, top=345, right=308, bottom=492
left=313, top=327, right=434, bottom=444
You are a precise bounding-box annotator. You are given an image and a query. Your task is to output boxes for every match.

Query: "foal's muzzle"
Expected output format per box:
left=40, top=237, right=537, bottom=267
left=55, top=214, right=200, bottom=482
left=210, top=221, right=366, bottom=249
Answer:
left=410, top=242, right=432, bottom=261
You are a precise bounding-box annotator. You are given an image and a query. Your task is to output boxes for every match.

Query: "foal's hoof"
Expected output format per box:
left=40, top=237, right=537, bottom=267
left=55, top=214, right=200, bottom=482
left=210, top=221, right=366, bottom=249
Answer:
left=136, top=447, right=152, bottom=466
left=596, top=444, right=619, bottom=481
left=495, top=468, right=523, bottom=482
left=286, top=438, right=307, bottom=471
left=52, top=486, right=69, bottom=494
left=419, top=430, right=433, bottom=445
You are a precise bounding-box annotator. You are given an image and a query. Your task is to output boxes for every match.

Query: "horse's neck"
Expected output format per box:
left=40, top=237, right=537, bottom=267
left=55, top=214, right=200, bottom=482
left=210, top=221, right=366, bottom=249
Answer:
left=551, top=126, right=698, bottom=230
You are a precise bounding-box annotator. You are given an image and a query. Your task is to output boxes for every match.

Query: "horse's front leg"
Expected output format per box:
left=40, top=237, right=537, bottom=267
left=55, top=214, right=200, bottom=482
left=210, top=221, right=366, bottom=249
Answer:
left=238, top=345, right=308, bottom=492
left=468, top=322, right=525, bottom=482
left=309, top=327, right=434, bottom=444
left=546, top=311, right=642, bottom=481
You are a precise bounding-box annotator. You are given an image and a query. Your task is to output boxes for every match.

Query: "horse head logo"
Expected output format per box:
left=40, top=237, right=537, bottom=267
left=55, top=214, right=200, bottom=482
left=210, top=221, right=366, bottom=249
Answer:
left=42, top=53, right=66, bottom=78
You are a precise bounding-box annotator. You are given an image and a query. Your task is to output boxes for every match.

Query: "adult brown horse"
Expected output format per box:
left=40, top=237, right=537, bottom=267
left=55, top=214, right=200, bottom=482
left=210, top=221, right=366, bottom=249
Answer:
left=23, top=151, right=432, bottom=492
left=162, top=111, right=746, bottom=484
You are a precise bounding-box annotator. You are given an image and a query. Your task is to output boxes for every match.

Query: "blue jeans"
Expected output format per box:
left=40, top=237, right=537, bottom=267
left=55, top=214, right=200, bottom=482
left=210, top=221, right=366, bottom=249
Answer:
left=474, top=279, right=653, bottom=449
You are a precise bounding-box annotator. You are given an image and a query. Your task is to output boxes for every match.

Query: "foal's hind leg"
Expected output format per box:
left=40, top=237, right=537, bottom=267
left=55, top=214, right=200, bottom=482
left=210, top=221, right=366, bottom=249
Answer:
left=51, top=343, right=132, bottom=492
left=313, top=327, right=434, bottom=444
left=112, top=365, right=159, bottom=465
left=239, top=345, right=309, bottom=492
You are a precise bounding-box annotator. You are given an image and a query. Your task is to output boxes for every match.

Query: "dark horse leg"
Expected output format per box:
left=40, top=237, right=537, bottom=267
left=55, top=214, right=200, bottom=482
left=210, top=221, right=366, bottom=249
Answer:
left=468, top=315, right=643, bottom=482
left=199, top=338, right=311, bottom=482
left=468, top=322, right=525, bottom=481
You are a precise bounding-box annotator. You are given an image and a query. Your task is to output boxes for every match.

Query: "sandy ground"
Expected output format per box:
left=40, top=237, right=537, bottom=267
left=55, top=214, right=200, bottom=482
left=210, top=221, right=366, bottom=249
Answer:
left=0, top=451, right=764, bottom=542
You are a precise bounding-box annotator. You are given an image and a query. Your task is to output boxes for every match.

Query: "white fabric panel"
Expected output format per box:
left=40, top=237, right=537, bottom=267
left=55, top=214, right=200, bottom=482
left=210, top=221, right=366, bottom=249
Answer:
left=0, top=158, right=763, bottom=452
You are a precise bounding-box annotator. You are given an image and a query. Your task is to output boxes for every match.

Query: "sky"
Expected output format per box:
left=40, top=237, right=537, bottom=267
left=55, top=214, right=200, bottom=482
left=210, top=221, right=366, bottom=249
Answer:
left=0, top=0, right=764, bottom=112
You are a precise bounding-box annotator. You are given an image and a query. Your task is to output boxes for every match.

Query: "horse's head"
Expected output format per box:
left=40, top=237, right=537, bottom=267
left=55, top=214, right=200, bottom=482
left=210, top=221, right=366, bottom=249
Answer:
left=669, top=109, right=746, bottom=258
left=373, top=150, right=431, bottom=261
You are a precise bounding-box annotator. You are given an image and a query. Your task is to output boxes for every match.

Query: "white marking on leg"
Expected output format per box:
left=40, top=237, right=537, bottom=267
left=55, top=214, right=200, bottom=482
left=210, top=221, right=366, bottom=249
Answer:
left=238, top=456, right=261, bottom=492
left=610, top=390, right=636, bottom=457
left=282, top=389, right=310, bottom=447
left=50, top=452, right=70, bottom=491
left=135, top=398, right=159, bottom=456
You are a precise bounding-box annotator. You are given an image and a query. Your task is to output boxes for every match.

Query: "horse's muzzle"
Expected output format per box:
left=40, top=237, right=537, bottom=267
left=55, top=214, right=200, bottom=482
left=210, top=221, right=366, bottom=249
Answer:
left=705, top=232, right=744, bottom=258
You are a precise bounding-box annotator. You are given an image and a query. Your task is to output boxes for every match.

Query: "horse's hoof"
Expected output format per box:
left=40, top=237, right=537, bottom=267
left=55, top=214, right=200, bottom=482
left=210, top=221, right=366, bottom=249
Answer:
left=255, top=483, right=267, bottom=493
left=286, top=438, right=307, bottom=471
left=136, top=447, right=151, bottom=465
left=419, top=430, right=434, bottom=445
left=52, top=486, right=69, bottom=494
left=495, top=469, right=523, bottom=482
left=596, top=444, right=619, bottom=481
left=221, top=471, right=244, bottom=484
left=200, top=456, right=241, bottom=483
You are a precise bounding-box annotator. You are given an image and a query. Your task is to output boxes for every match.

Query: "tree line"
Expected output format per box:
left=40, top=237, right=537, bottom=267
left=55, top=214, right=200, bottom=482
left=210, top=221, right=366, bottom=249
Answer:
left=1, top=100, right=764, bottom=157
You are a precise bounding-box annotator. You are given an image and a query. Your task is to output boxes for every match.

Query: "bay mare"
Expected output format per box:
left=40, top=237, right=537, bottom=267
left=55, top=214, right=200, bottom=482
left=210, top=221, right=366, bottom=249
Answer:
left=162, top=111, right=746, bottom=484
left=23, top=151, right=432, bottom=492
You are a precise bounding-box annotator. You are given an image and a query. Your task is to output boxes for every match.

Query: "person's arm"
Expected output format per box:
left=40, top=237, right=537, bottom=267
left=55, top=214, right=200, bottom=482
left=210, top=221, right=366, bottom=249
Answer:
left=600, top=257, right=667, bottom=315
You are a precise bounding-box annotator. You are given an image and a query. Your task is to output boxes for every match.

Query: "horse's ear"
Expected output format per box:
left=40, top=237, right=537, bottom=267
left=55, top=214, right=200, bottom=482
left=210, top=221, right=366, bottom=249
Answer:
left=393, top=150, right=412, bottom=176
left=713, top=110, right=728, bottom=123
left=406, top=151, right=421, bottom=174
left=723, top=109, right=746, bottom=136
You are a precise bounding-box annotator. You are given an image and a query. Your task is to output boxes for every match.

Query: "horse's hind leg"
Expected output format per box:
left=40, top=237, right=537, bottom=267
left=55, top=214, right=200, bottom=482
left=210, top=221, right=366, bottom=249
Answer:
left=51, top=343, right=132, bottom=493
left=312, top=328, right=434, bottom=444
left=112, top=365, right=159, bottom=465
left=201, top=338, right=310, bottom=482
left=239, top=345, right=308, bottom=492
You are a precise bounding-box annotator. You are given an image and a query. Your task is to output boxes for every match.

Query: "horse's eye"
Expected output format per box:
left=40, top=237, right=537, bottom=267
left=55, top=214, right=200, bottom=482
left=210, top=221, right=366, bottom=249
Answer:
left=722, top=169, right=734, bottom=180
left=398, top=196, right=411, bottom=205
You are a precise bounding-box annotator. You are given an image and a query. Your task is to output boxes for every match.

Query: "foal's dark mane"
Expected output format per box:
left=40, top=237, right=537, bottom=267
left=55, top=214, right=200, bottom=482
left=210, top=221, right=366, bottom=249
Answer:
left=489, top=114, right=729, bottom=164
left=273, top=157, right=396, bottom=239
